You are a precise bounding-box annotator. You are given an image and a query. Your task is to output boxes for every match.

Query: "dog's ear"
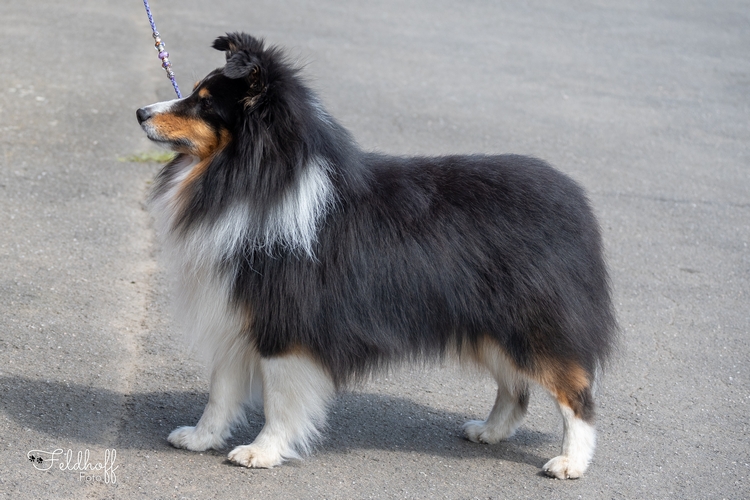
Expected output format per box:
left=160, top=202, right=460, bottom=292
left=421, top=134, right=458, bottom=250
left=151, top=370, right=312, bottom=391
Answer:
left=213, top=33, right=267, bottom=108
left=212, top=35, right=236, bottom=59
left=212, top=33, right=263, bottom=80
left=212, top=33, right=259, bottom=60
left=224, top=51, right=262, bottom=81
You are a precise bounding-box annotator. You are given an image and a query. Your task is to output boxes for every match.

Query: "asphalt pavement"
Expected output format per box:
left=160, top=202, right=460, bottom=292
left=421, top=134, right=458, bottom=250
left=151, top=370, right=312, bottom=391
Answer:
left=0, top=0, right=748, bottom=498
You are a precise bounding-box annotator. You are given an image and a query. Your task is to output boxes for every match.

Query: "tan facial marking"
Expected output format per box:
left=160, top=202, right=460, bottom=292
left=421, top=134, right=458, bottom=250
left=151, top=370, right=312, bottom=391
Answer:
left=180, top=128, right=231, bottom=183
left=150, top=114, right=223, bottom=159
left=175, top=127, right=231, bottom=204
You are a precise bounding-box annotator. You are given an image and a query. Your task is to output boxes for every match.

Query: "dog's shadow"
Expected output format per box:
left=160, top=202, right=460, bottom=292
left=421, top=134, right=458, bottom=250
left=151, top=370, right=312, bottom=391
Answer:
left=1, top=375, right=553, bottom=468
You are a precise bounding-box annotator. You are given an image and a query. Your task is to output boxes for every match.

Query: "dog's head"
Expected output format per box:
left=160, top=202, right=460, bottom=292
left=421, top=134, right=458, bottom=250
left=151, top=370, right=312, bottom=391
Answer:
left=136, top=33, right=288, bottom=160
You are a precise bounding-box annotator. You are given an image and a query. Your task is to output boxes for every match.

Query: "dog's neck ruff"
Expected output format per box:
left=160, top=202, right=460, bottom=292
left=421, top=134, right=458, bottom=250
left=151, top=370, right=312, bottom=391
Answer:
left=151, top=154, right=334, bottom=268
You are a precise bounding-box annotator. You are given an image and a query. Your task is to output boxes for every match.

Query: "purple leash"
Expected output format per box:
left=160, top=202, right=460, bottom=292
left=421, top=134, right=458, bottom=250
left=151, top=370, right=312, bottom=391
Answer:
left=142, top=0, right=182, bottom=98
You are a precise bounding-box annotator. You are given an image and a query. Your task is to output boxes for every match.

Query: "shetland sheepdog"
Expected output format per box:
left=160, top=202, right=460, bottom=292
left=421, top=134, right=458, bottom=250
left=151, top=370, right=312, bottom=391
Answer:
left=136, top=32, right=616, bottom=479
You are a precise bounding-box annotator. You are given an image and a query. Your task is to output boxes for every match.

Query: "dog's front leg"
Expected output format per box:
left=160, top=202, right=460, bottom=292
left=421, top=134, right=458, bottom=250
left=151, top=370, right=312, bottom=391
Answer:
left=168, top=345, right=262, bottom=451
left=228, top=351, right=335, bottom=468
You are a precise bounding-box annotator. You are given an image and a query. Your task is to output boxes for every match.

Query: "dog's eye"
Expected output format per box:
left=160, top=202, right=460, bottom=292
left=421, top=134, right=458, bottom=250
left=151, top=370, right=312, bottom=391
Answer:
left=200, top=96, right=213, bottom=110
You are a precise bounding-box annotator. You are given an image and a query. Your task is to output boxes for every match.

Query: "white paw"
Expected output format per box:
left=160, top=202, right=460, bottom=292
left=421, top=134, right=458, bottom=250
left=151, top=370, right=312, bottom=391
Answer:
left=168, top=426, right=225, bottom=451
left=462, top=419, right=513, bottom=444
left=228, top=444, right=284, bottom=469
left=542, top=455, right=588, bottom=479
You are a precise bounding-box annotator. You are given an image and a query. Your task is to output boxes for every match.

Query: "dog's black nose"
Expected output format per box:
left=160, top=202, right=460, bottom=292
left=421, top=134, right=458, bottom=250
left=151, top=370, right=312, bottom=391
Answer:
left=136, top=107, right=152, bottom=124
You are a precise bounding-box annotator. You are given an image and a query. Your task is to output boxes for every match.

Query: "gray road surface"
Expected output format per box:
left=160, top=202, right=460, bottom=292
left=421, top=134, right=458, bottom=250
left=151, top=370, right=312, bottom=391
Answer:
left=1, top=0, right=748, bottom=498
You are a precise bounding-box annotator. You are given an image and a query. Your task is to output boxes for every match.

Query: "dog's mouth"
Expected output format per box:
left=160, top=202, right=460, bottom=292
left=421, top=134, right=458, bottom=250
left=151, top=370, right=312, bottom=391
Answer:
left=140, top=125, right=193, bottom=153
left=140, top=124, right=190, bottom=150
left=139, top=122, right=169, bottom=144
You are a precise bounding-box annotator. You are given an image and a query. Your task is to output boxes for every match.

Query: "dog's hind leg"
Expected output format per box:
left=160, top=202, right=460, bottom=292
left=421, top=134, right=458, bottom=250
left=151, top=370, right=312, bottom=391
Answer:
left=168, top=341, right=262, bottom=451
left=228, top=350, right=335, bottom=468
left=463, top=383, right=529, bottom=444
left=463, top=340, right=530, bottom=443
left=537, top=363, right=597, bottom=479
